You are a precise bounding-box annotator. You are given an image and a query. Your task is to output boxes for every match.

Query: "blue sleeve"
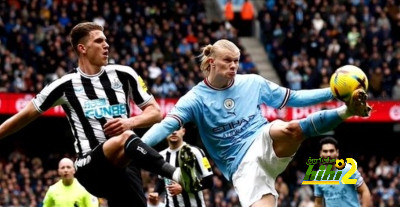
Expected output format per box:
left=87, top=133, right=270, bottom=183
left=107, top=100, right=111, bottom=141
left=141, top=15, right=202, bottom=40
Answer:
left=258, top=76, right=289, bottom=109
left=258, top=75, right=333, bottom=109
left=142, top=92, right=197, bottom=146
left=168, top=91, right=197, bottom=124
left=314, top=185, right=323, bottom=197
left=141, top=117, right=180, bottom=147
left=286, top=88, right=334, bottom=107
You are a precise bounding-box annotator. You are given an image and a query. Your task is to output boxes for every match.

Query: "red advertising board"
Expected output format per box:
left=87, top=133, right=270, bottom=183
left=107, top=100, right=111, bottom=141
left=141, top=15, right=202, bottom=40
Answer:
left=0, top=93, right=399, bottom=122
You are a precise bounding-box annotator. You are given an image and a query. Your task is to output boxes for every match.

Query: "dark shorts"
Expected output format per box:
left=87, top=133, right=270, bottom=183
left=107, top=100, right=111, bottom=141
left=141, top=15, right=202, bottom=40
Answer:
left=75, top=143, right=146, bottom=207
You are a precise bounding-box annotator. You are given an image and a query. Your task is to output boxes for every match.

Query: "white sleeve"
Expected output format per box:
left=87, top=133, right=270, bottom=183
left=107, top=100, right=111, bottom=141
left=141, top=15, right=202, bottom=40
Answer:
left=191, top=146, right=213, bottom=178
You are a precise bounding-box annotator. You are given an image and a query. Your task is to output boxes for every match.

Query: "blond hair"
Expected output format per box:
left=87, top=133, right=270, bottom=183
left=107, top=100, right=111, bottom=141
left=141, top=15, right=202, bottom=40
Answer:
left=199, top=39, right=240, bottom=75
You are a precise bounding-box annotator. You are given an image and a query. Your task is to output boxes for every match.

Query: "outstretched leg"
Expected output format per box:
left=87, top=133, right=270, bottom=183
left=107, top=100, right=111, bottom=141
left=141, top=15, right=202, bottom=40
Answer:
left=270, top=88, right=372, bottom=158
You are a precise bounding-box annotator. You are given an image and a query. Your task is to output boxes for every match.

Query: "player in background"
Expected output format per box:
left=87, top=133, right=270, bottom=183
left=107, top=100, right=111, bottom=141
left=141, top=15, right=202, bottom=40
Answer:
left=151, top=127, right=213, bottom=207
left=314, top=137, right=371, bottom=207
left=0, top=22, right=199, bottom=207
left=43, top=158, right=99, bottom=207
left=140, top=39, right=372, bottom=207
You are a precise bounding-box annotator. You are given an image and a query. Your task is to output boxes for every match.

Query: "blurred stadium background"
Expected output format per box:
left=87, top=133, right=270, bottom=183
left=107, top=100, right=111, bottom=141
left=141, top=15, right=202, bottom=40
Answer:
left=0, top=0, right=400, bottom=206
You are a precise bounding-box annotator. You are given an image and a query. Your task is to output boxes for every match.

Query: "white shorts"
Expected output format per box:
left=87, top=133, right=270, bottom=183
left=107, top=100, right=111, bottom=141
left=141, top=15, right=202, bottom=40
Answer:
left=232, top=121, right=293, bottom=207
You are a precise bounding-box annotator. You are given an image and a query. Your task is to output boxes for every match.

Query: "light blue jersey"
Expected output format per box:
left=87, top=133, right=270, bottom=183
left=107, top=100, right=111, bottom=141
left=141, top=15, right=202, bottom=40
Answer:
left=169, top=74, right=288, bottom=179
left=142, top=74, right=333, bottom=180
left=314, top=163, right=364, bottom=207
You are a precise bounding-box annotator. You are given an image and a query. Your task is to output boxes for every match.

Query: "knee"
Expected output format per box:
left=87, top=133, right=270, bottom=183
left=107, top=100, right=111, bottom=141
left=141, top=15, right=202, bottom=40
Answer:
left=111, top=131, right=135, bottom=148
left=120, top=130, right=134, bottom=141
left=272, top=119, right=304, bottom=142
left=285, top=121, right=304, bottom=143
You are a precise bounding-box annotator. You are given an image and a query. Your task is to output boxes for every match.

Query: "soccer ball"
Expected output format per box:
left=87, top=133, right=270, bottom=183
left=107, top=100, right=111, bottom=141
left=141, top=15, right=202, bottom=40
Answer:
left=329, top=65, right=368, bottom=102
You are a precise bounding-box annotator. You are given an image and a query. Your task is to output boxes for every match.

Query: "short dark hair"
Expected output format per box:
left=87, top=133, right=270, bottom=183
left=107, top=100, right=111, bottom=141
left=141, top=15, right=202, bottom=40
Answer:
left=319, top=137, right=339, bottom=150
left=69, top=22, right=103, bottom=54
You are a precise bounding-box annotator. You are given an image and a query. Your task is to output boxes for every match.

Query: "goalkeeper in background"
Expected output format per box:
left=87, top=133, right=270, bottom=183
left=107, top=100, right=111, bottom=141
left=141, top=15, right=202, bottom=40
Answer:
left=43, top=158, right=99, bottom=207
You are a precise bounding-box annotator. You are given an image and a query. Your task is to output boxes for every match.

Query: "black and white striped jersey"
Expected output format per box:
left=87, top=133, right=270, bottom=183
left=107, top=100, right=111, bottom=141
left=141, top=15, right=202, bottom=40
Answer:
left=32, top=65, right=153, bottom=157
left=159, top=143, right=213, bottom=207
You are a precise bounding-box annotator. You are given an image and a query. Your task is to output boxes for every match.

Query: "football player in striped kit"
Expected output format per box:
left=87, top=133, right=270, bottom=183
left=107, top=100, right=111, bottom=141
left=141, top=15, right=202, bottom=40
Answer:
left=0, top=22, right=199, bottom=207
left=151, top=127, right=213, bottom=207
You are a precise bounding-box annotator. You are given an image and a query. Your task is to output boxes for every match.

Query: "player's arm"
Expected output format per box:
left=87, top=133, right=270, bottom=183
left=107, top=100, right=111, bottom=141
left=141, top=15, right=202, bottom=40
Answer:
left=314, top=184, right=324, bottom=207
left=83, top=192, right=99, bottom=207
left=130, top=98, right=162, bottom=128
left=192, top=147, right=213, bottom=190
left=104, top=98, right=162, bottom=137
left=142, top=94, right=195, bottom=147
left=357, top=182, right=372, bottom=207
left=127, top=66, right=163, bottom=128
left=314, top=196, right=324, bottom=207
left=259, top=76, right=332, bottom=109
left=104, top=68, right=162, bottom=137
left=42, top=187, right=55, bottom=207
left=286, top=88, right=333, bottom=107
left=0, top=101, right=41, bottom=139
left=199, top=174, right=213, bottom=190
left=149, top=181, right=164, bottom=202
left=141, top=116, right=180, bottom=147
left=166, top=181, right=182, bottom=196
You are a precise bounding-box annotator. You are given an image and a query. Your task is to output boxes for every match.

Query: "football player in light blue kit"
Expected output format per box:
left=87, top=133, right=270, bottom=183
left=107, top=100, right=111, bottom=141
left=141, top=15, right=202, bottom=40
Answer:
left=138, top=39, right=371, bottom=207
left=314, top=137, right=371, bottom=207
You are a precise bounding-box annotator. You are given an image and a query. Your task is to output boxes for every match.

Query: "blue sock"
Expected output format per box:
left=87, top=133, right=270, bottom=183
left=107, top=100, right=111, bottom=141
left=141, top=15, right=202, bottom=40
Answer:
left=299, top=109, right=344, bottom=138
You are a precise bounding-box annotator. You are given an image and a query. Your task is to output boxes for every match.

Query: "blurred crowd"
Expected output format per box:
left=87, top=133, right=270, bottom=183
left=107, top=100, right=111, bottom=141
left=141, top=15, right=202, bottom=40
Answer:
left=258, top=0, right=400, bottom=99
left=2, top=148, right=400, bottom=207
left=0, top=150, right=64, bottom=207
left=0, top=0, right=258, bottom=98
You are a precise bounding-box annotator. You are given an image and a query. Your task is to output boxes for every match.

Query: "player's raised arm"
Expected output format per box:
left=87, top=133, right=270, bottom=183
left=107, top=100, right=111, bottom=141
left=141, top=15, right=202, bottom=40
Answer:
left=0, top=101, right=41, bottom=139
left=259, top=76, right=333, bottom=108
left=133, top=98, right=162, bottom=128
left=141, top=116, right=181, bottom=147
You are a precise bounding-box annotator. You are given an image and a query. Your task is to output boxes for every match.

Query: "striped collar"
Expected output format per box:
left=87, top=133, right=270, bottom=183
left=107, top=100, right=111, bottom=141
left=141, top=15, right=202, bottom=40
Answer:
left=77, top=66, right=105, bottom=78
left=203, top=78, right=234, bottom=90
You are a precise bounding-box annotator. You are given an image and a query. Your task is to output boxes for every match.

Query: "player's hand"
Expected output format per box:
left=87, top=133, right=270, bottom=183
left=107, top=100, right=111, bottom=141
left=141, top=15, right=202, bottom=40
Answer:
left=148, top=192, right=159, bottom=204
left=103, top=118, right=132, bottom=137
left=166, top=181, right=182, bottom=196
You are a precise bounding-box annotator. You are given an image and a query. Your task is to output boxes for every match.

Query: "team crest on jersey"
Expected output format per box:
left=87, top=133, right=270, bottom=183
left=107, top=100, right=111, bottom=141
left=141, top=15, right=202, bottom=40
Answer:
left=111, top=78, right=122, bottom=89
left=223, top=98, right=235, bottom=110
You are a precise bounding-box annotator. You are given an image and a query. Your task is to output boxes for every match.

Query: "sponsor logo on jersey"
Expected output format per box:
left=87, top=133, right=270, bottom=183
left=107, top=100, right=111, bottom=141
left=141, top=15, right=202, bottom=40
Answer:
left=83, top=98, right=127, bottom=118
left=212, top=114, right=256, bottom=134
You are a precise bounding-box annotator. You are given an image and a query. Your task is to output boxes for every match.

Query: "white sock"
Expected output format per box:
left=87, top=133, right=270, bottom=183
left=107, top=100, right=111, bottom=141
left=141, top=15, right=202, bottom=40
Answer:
left=172, top=168, right=181, bottom=183
left=337, top=105, right=352, bottom=119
